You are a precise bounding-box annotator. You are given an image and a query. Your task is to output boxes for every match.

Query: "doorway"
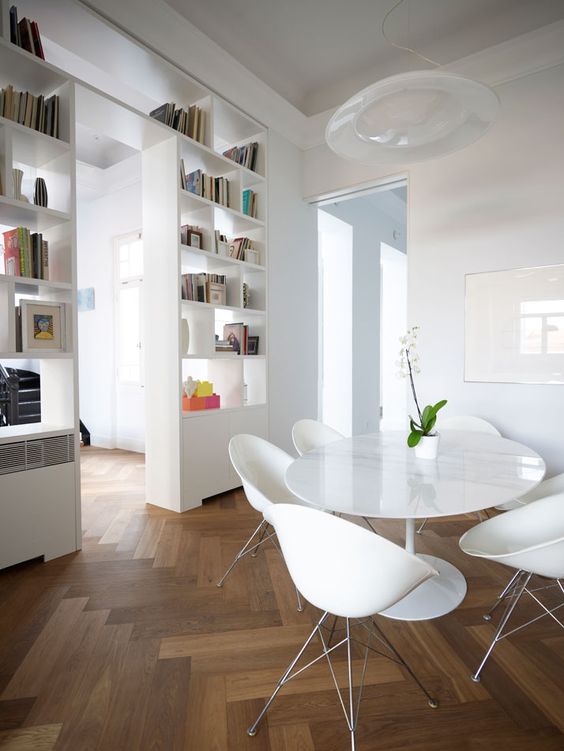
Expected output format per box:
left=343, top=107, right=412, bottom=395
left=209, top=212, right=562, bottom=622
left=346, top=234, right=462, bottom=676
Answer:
left=317, top=180, right=407, bottom=435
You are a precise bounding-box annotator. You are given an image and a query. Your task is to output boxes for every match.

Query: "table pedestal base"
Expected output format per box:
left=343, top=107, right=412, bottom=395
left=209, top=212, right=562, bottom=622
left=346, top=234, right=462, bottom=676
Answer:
left=380, top=554, right=467, bottom=621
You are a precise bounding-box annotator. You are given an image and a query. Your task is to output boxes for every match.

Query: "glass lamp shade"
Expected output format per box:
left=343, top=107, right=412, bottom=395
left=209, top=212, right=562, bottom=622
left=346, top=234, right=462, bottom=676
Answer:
left=326, top=70, right=499, bottom=165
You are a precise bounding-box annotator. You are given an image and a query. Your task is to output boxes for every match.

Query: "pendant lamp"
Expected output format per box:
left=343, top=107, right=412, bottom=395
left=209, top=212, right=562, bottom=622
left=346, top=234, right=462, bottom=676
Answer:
left=326, top=3, right=499, bottom=164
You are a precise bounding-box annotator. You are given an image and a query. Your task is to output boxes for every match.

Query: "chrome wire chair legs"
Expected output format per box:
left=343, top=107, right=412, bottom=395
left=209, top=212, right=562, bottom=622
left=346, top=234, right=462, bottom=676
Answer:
left=472, top=571, right=564, bottom=682
left=247, top=612, right=437, bottom=750
left=216, top=518, right=303, bottom=612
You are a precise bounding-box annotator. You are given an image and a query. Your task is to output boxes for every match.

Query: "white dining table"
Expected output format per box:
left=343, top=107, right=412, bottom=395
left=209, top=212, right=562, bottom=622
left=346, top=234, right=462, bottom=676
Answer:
left=285, top=430, right=546, bottom=621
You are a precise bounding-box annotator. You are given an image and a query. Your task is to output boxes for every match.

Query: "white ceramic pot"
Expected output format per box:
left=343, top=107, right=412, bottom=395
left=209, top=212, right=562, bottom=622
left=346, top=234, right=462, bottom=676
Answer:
left=414, top=433, right=440, bottom=460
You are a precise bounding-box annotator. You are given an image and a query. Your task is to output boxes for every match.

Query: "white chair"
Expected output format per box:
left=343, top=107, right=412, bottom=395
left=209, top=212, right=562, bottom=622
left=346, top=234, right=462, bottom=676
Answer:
left=496, top=471, right=564, bottom=511
left=459, top=492, right=564, bottom=682
left=417, top=415, right=501, bottom=534
left=247, top=504, right=439, bottom=749
left=292, top=418, right=344, bottom=456
left=217, top=434, right=304, bottom=611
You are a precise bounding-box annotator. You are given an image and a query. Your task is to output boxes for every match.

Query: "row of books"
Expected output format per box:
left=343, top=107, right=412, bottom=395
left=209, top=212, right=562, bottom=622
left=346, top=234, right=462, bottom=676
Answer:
left=229, top=237, right=254, bottom=261
left=150, top=102, right=205, bottom=144
left=3, top=227, right=49, bottom=280
left=1, top=85, right=60, bottom=139
left=223, top=142, right=259, bottom=172
left=9, top=6, right=45, bottom=60
left=242, top=189, right=258, bottom=218
left=184, top=167, right=230, bottom=208
left=181, top=273, right=226, bottom=303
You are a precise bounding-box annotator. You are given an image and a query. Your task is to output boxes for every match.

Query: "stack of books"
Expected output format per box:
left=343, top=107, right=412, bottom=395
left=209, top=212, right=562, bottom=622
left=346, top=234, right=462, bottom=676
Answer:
left=181, top=273, right=226, bottom=304
left=184, top=169, right=230, bottom=208
left=9, top=6, right=45, bottom=60
left=223, top=322, right=249, bottom=355
left=150, top=102, right=205, bottom=143
left=223, top=142, right=259, bottom=172
left=229, top=237, right=253, bottom=260
left=215, top=338, right=236, bottom=353
left=1, top=85, right=60, bottom=138
left=3, top=227, right=49, bottom=279
left=242, top=189, right=257, bottom=218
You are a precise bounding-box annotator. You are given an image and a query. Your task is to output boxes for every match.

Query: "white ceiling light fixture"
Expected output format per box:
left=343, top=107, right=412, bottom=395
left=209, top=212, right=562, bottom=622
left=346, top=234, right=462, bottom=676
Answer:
left=326, top=0, right=499, bottom=165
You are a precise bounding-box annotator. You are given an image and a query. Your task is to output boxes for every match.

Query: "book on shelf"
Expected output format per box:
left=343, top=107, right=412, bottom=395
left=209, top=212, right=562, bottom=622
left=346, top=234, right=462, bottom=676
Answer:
left=229, top=236, right=254, bottom=261
left=181, top=273, right=226, bottom=304
left=149, top=101, right=206, bottom=143
left=9, top=6, right=45, bottom=60
left=0, top=85, right=59, bottom=138
left=242, top=189, right=258, bottom=218
left=184, top=169, right=230, bottom=208
left=223, top=323, right=252, bottom=355
left=2, top=227, right=49, bottom=279
left=223, top=141, right=259, bottom=172
left=180, top=224, right=204, bottom=249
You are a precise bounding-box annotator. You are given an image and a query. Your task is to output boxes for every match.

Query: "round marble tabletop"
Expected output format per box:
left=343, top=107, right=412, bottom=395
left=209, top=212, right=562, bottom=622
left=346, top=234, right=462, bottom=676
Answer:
left=285, top=431, right=545, bottom=621
left=285, top=431, right=545, bottom=520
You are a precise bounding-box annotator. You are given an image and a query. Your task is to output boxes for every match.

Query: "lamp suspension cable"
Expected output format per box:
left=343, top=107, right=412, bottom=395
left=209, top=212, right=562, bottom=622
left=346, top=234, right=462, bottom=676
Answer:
left=382, top=0, right=441, bottom=69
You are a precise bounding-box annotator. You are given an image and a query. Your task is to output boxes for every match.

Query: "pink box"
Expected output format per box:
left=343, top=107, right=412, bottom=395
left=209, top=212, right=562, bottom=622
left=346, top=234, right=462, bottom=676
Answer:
left=205, top=394, right=220, bottom=409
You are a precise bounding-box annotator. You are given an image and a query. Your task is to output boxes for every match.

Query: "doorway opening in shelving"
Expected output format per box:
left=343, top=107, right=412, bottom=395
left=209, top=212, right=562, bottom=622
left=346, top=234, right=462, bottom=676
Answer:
left=317, top=178, right=407, bottom=436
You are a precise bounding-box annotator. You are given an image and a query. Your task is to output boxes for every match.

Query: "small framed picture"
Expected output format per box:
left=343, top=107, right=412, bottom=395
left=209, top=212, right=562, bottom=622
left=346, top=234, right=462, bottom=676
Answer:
left=248, top=335, right=259, bottom=355
left=189, top=230, right=202, bottom=249
left=20, top=299, right=66, bottom=352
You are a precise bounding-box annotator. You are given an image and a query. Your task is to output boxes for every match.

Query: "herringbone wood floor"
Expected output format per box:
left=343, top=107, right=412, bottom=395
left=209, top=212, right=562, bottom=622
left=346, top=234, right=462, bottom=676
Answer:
left=0, top=447, right=563, bottom=750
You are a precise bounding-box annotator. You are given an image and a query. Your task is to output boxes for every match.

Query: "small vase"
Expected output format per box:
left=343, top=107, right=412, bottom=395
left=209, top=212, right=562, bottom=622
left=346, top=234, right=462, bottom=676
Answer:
left=12, top=168, right=26, bottom=201
left=34, top=177, right=48, bottom=207
left=415, top=433, right=440, bottom=460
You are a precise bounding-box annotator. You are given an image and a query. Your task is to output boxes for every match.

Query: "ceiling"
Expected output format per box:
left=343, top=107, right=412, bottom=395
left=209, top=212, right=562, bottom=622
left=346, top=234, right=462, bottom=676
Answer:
left=164, top=0, right=564, bottom=115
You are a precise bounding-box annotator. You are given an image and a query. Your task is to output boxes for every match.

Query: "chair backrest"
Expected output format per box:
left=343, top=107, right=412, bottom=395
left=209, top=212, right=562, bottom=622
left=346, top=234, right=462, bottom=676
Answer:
left=228, top=434, right=295, bottom=514
left=292, top=419, right=344, bottom=456
left=441, top=415, right=501, bottom=436
left=516, top=471, right=564, bottom=506
left=459, top=492, right=564, bottom=579
left=264, top=504, right=437, bottom=618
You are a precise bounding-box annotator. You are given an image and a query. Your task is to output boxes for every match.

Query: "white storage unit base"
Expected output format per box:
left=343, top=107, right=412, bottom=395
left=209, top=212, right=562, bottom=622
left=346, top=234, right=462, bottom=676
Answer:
left=0, top=461, right=78, bottom=569
left=181, top=405, right=267, bottom=509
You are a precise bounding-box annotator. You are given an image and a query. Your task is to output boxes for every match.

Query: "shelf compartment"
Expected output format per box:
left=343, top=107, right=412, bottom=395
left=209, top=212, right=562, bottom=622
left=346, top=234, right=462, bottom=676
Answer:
left=182, top=357, right=243, bottom=409
left=0, top=38, right=69, bottom=98
left=180, top=244, right=265, bottom=272
left=0, top=274, right=72, bottom=293
left=1, top=116, right=70, bottom=167
left=181, top=299, right=266, bottom=317
left=0, top=196, right=70, bottom=230
left=182, top=403, right=266, bottom=419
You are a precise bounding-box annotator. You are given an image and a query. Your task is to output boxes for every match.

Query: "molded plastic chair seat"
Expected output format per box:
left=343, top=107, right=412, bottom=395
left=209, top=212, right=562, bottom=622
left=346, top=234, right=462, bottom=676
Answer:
left=217, top=435, right=305, bottom=611
left=459, top=492, right=564, bottom=681
left=496, top=471, right=564, bottom=512
left=292, top=419, right=344, bottom=456
left=247, top=504, right=439, bottom=748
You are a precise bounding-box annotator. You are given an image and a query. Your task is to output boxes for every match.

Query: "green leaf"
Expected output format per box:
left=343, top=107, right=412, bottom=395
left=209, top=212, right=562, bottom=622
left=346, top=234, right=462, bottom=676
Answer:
left=407, top=430, right=423, bottom=447
left=432, top=399, right=448, bottom=415
left=421, top=405, right=433, bottom=427
left=423, top=415, right=437, bottom=435
left=409, top=416, right=421, bottom=432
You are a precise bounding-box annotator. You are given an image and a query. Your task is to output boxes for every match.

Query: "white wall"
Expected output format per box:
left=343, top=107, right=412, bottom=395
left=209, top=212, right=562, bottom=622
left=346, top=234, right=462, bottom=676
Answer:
left=303, top=64, right=564, bottom=474
left=77, top=154, right=144, bottom=451
left=268, top=132, right=318, bottom=454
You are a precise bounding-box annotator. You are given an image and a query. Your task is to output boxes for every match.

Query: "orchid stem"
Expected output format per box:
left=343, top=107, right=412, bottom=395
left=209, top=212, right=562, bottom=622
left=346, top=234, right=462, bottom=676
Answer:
left=407, top=348, right=423, bottom=423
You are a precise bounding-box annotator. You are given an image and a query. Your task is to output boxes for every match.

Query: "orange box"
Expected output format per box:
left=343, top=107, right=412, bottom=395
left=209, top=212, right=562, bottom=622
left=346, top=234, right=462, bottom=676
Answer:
left=183, top=395, right=207, bottom=411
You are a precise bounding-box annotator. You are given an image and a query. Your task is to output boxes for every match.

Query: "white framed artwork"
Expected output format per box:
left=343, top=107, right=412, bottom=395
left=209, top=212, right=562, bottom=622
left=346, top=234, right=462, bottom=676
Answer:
left=465, top=264, right=564, bottom=385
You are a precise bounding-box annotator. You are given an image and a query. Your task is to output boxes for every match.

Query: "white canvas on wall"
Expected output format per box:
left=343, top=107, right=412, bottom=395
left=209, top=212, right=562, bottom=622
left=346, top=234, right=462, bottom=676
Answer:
left=465, top=264, right=564, bottom=385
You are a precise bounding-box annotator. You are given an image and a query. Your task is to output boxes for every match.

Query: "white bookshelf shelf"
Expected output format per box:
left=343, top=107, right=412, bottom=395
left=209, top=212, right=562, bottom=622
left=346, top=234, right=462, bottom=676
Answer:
left=0, top=273, right=72, bottom=291
left=182, top=354, right=266, bottom=360
left=0, top=351, right=73, bottom=359
left=0, top=196, right=71, bottom=229
left=180, top=244, right=264, bottom=271
left=0, top=116, right=71, bottom=167
left=181, top=299, right=266, bottom=316
left=179, top=189, right=263, bottom=228
left=179, top=131, right=265, bottom=182
left=181, top=403, right=267, bottom=419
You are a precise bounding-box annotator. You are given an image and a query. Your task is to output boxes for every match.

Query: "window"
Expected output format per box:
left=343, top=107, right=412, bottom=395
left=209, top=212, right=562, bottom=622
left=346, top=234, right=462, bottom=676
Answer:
left=115, top=232, right=143, bottom=386
left=520, top=299, right=564, bottom=355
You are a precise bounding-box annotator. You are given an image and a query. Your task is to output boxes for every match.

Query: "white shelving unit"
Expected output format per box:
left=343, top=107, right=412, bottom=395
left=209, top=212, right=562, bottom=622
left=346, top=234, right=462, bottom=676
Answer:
left=0, top=1, right=270, bottom=521
left=0, top=32, right=80, bottom=568
left=144, top=96, right=268, bottom=511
